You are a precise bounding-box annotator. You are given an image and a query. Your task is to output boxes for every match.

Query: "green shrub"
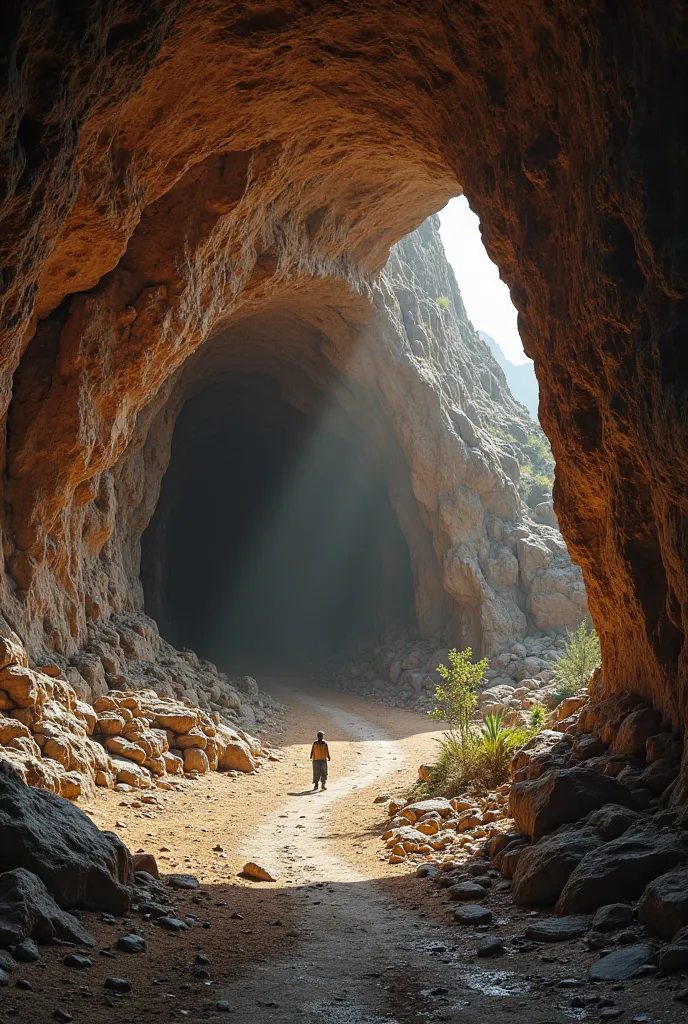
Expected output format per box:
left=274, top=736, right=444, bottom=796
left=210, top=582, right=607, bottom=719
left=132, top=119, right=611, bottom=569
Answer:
left=430, top=647, right=487, bottom=738
left=428, top=707, right=533, bottom=796
left=437, top=295, right=451, bottom=311
left=528, top=705, right=546, bottom=732
left=551, top=621, right=601, bottom=705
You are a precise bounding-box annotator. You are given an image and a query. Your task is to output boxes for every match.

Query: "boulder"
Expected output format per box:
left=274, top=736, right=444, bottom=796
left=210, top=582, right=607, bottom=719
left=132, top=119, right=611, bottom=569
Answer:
left=646, top=733, right=683, bottom=763
left=638, top=758, right=680, bottom=795
left=591, top=903, right=634, bottom=932
left=133, top=854, right=159, bottom=879
left=216, top=727, right=256, bottom=772
left=0, top=761, right=132, bottom=913
left=556, top=822, right=688, bottom=915
left=512, top=827, right=602, bottom=906
left=454, top=904, right=492, bottom=925
left=588, top=943, right=657, bottom=981
left=0, top=868, right=94, bottom=947
left=610, top=708, right=663, bottom=757
left=570, top=733, right=607, bottom=761
left=586, top=803, right=641, bottom=841
left=510, top=768, right=637, bottom=840
left=658, top=943, right=688, bottom=973
left=447, top=882, right=487, bottom=901
left=183, top=747, right=209, bottom=774
left=638, top=867, right=688, bottom=939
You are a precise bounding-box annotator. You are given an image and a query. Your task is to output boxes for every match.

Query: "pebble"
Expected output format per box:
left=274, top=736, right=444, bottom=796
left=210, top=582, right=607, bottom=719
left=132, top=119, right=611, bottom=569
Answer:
left=104, top=976, right=131, bottom=993
left=15, top=979, right=32, bottom=990
left=116, top=934, right=146, bottom=953
left=217, top=1000, right=234, bottom=1012
left=195, top=953, right=211, bottom=965
left=63, top=953, right=92, bottom=969
left=168, top=874, right=200, bottom=891
left=477, top=938, right=505, bottom=958
left=156, top=917, right=188, bottom=932
left=53, top=1011, right=73, bottom=1022
left=0, top=951, right=13, bottom=973
left=0, top=967, right=8, bottom=987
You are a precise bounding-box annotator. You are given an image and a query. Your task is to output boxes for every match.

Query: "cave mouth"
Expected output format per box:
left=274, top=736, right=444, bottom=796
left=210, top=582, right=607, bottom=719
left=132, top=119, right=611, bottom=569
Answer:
left=141, top=373, right=416, bottom=676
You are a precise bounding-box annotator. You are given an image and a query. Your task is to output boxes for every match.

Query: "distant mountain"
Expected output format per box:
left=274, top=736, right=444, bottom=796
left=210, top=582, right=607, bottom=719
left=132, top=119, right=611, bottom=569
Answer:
left=477, top=330, right=539, bottom=419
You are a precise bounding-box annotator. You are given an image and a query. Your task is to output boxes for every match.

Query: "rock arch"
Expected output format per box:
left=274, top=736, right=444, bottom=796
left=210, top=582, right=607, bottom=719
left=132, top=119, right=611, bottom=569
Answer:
left=0, top=2, right=685, bottom=736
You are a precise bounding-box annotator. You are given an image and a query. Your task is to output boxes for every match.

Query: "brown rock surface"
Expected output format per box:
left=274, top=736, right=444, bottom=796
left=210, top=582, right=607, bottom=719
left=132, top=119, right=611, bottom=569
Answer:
left=0, top=3, right=685, bottom=786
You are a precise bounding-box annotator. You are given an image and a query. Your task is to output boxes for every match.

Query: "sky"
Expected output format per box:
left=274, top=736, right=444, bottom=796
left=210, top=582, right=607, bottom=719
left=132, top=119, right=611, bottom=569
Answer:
left=438, top=195, right=529, bottom=366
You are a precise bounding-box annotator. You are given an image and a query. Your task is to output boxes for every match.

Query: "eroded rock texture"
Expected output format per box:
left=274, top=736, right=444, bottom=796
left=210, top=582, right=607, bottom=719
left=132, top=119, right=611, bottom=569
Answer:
left=0, top=4, right=686, bottom=745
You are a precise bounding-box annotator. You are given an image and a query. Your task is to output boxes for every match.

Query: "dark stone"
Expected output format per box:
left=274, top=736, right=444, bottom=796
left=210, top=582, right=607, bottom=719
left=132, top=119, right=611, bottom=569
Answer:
left=587, top=804, right=641, bottom=842
left=63, top=953, right=92, bottom=968
left=447, top=882, right=487, bottom=901
left=512, top=827, right=602, bottom=906
left=137, top=901, right=173, bottom=919
left=524, top=916, right=589, bottom=942
left=0, top=869, right=94, bottom=948
left=571, top=733, right=607, bottom=761
left=489, top=832, right=526, bottom=858
left=466, top=860, right=491, bottom=876
left=454, top=904, right=492, bottom=925
left=217, top=1000, right=233, bottom=1012
left=104, top=976, right=131, bottom=992
left=658, top=944, right=688, bottom=973
left=510, top=768, right=637, bottom=841
left=416, top=864, right=439, bottom=879
left=168, top=874, right=199, bottom=891
left=645, top=733, right=683, bottom=763
left=12, top=938, right=39, bottom=962
left=638, top=759, right=680, bottom=795
left=500, top=847, right=525, bottom=878
left=155, top=916, right=188, bottom=931
left=592, top=904, right=634, bottom=933
left=637, top=866, right=688, bottom=939
left=53, top=1011, right=73, bottom=1022
left=0, top=762, right=133, bottom=914
left=477, top=938, right=505, bottom=957
left=0, top=950, right=13, bottom=972
left=0, top=966, right=8, bottom=986
left=556, top=823, right=688, bottom=915
left=15, top=978, right=31, bottom=989
left=588, top=943, right=658, bottom=981
left=195, top=952, right=210, bottom=965
left=116, top=933, right=146, bottom=953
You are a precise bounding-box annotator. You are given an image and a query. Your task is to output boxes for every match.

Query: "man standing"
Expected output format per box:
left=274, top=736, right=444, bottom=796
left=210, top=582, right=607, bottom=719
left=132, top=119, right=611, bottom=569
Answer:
left=310, top=731, right=331, bottom=791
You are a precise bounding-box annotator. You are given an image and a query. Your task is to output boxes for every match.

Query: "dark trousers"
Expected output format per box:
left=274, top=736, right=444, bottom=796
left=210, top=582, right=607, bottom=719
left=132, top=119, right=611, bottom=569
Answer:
left=312, top=759, right=328, bottom=786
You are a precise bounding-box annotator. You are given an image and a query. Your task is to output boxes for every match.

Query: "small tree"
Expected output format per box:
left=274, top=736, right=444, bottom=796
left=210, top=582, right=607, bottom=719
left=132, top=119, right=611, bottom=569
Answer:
left=553, top=621, right=601, bottom=701
left=430, top=647, right=487, bottom=738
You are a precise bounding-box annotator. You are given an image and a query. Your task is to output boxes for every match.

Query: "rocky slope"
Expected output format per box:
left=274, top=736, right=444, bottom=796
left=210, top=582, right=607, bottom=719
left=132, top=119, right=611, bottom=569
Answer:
left=478, top=330, right=540, bottom=420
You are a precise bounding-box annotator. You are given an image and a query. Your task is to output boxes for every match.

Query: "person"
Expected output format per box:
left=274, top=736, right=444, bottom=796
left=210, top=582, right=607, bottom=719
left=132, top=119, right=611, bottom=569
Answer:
left=310, top=730, right=331, bottom=790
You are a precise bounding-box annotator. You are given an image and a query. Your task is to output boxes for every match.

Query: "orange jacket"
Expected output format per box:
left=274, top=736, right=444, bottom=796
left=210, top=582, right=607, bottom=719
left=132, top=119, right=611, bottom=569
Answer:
left=310, top=741, right=330, bottom=761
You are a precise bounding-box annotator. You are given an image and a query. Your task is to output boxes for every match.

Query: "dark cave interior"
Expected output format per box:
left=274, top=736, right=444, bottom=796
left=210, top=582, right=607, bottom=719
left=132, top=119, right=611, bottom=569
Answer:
left=141, top=373, right=415, bottom=674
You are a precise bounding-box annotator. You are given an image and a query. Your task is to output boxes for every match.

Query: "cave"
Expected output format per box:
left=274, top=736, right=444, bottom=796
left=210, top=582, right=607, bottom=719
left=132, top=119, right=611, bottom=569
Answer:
left=141, top=371, right=415, bottom=673
left=0, top=4, right=685, bottom=780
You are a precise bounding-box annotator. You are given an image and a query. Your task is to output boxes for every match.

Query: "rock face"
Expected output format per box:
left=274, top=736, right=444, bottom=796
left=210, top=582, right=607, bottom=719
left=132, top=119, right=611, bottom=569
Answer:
left=0, top=4, right=684, bottom=766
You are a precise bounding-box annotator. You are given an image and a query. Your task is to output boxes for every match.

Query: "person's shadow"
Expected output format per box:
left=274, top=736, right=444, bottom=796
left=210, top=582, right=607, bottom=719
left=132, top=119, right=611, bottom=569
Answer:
left=287, top=789, right=321, bottom=796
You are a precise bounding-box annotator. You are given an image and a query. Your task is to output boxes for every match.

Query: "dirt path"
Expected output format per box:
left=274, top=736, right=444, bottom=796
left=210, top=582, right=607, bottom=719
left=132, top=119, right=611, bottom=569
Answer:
left=6, top=682, right=681, bottom=1024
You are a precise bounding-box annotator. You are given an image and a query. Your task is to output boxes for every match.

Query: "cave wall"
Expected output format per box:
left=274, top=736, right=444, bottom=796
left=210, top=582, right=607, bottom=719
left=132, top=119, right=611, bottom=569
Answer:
left=0, top=2, right=685, bottom=731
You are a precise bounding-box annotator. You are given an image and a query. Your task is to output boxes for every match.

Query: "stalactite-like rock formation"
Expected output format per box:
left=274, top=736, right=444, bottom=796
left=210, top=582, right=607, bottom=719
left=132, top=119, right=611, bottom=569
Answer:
left=0, top=2, right=686, bottom=767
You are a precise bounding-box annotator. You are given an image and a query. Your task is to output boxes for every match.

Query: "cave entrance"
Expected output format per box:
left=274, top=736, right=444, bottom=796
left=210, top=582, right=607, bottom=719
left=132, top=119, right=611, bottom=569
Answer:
left=141, top=373, right=415, bottom=675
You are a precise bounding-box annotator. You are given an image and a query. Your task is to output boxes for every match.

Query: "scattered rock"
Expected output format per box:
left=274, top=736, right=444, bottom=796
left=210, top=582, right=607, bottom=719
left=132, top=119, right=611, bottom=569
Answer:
left=658, top=943, right=688, bottom=973
left=524, top=916, right=589, bottom=942
left=587, top=804, right=641, bottom=842
left=592, top=904, right=635, bottom=933
left=12, top=938, right=39, bottom=962
left=447, top=882, right=487, bottom=901
left=454, top=904, right=492, bottom=925
left=63, top=953, right=92, bottom=968
left=156, top=916, right=187, bottom=931
left=132, top=853, right=159, bottom=879
left=588, top=944, right=657, bottom=981
left=104, top=976, right=131, bottom=992
left=241, top=862, right=276, bottom=882
left=168, top=873, right=200, bottom=891
left=53, top=1010, right=73, bottom=1022
left=216, top=999, right=234, bottom=1012
left=477, top=938, right=505, bottom=957
left=116, top=934, right=146, bottom=953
